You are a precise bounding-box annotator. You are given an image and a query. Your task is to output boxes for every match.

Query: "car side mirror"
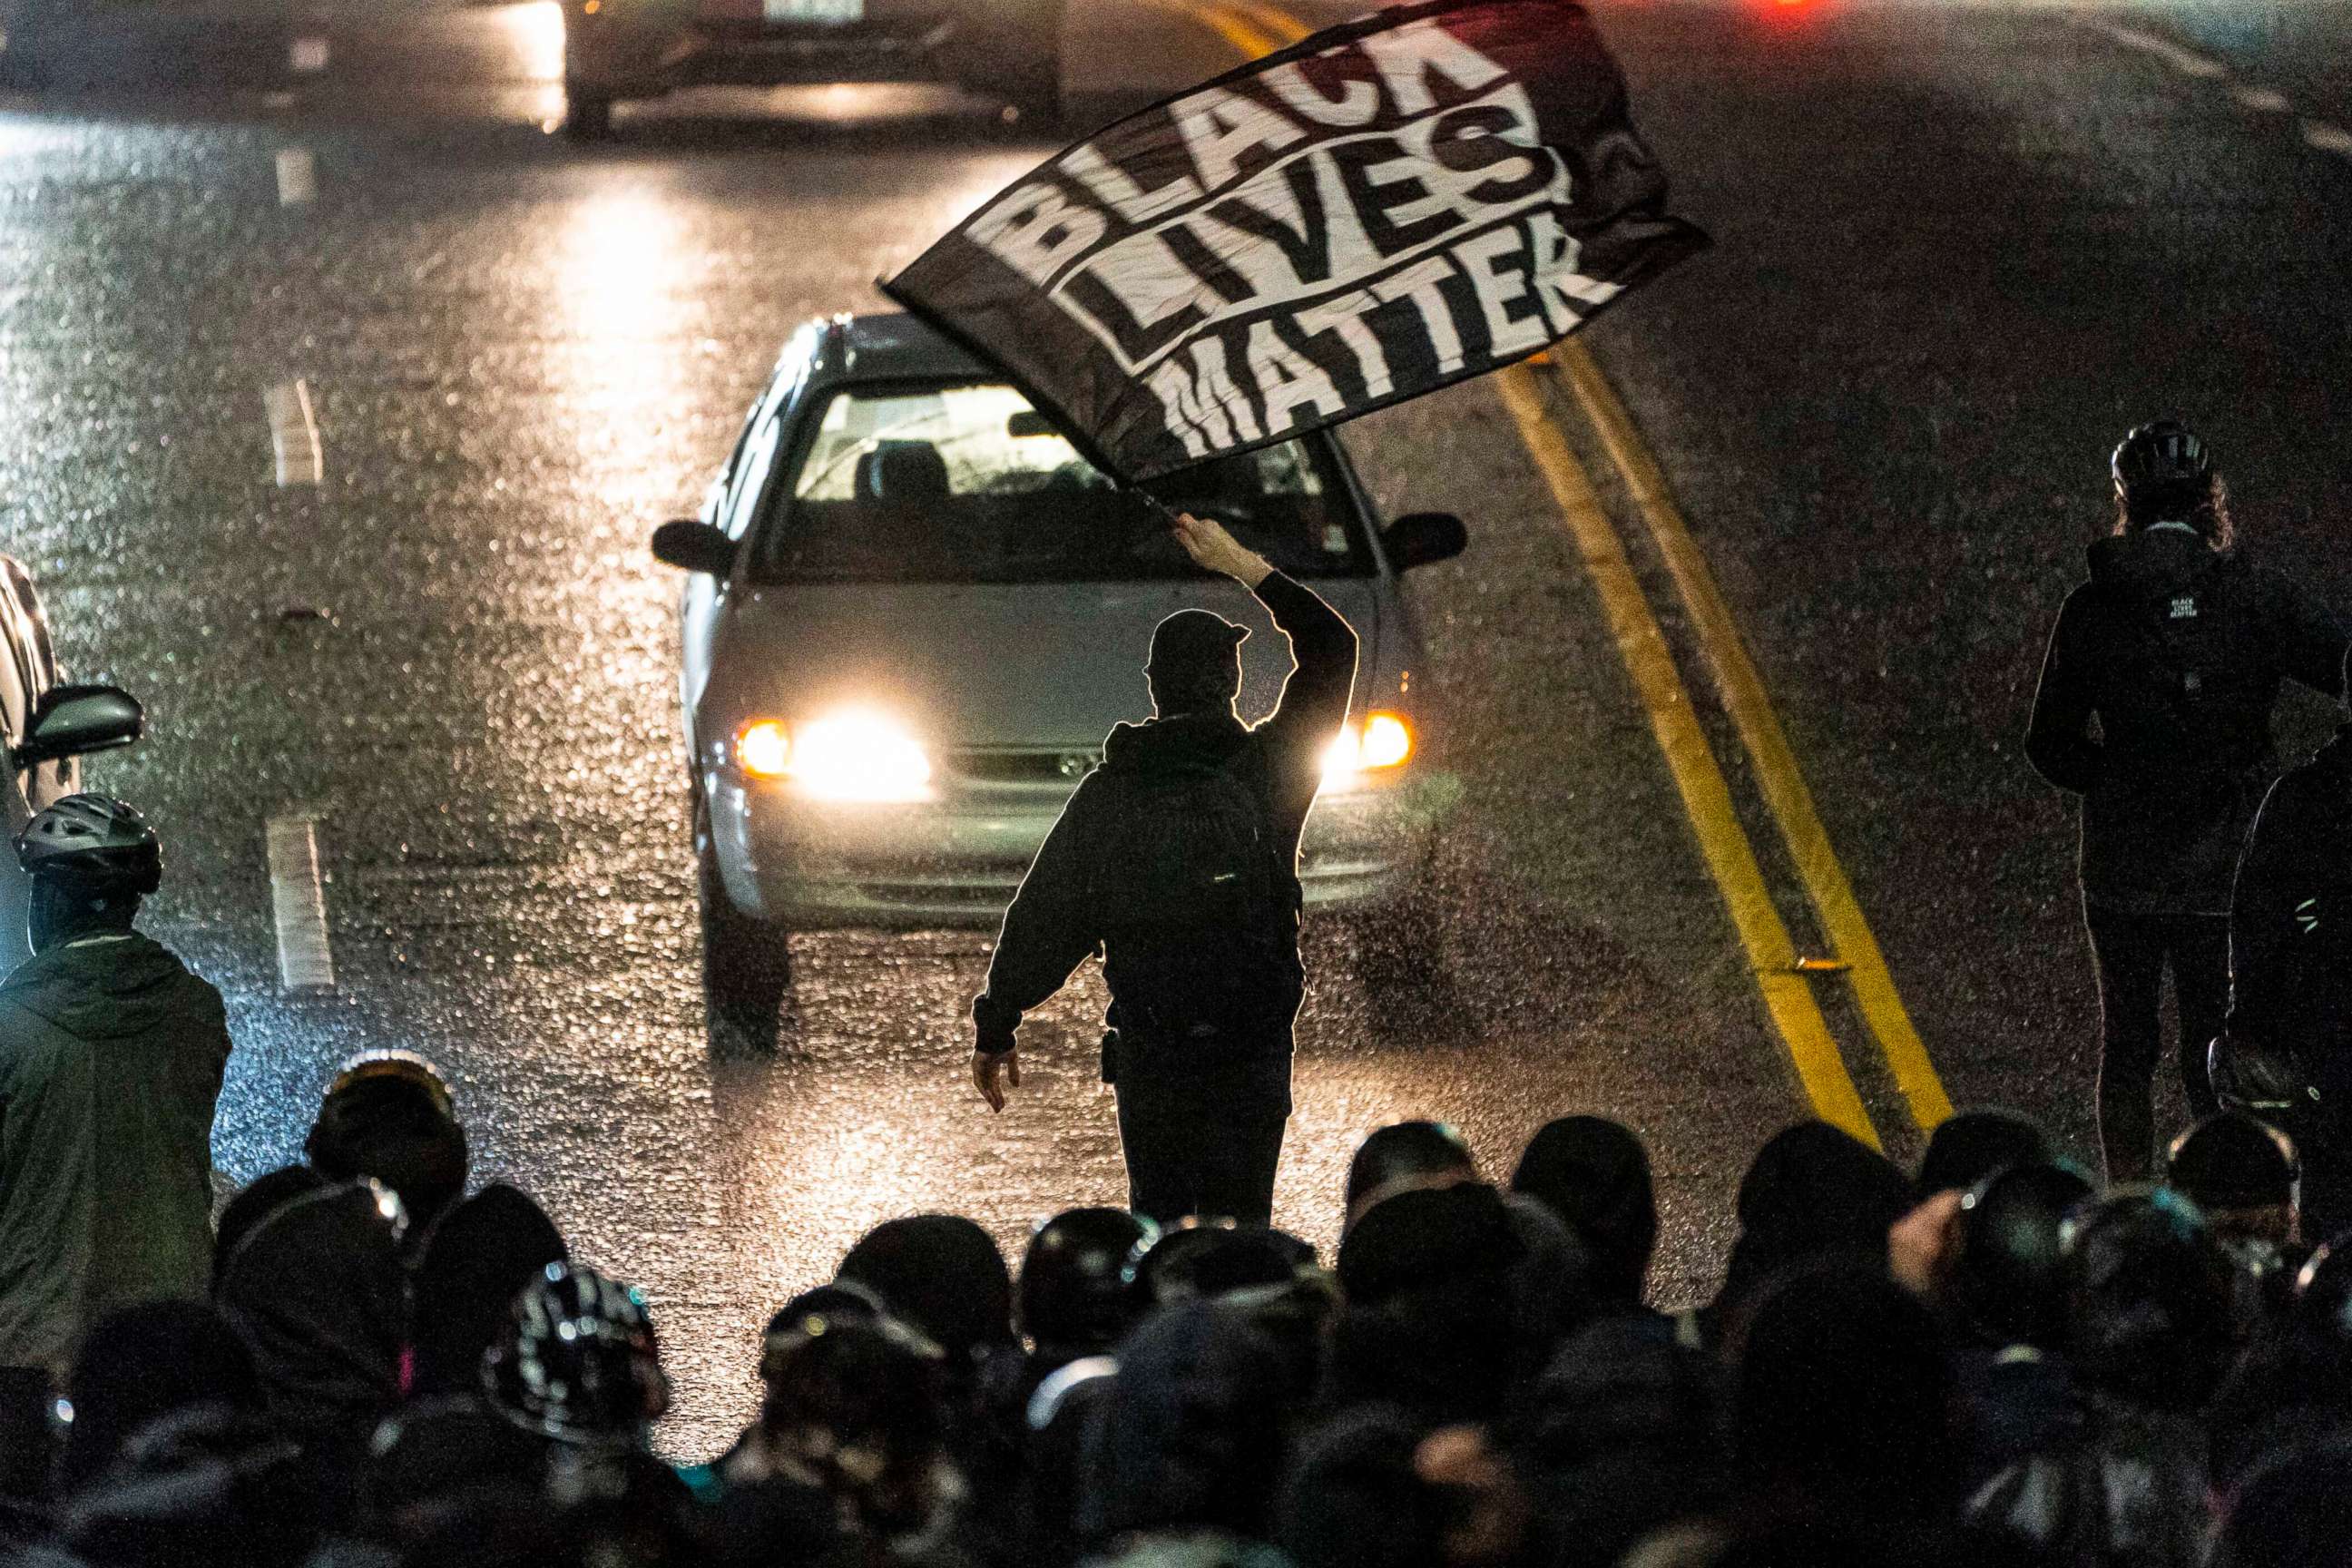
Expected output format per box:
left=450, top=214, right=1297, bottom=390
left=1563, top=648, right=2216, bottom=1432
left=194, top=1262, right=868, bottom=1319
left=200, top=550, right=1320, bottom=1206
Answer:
left=652, top=519, right=737, bottom=577
left=1382, top=512, right=1467, bottom=571
left=18, top=683, right=143, bottom=768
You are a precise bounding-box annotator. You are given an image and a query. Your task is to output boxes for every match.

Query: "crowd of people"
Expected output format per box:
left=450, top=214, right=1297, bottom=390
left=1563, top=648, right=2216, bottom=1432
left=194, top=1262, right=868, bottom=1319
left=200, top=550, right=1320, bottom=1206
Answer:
left=0, top=426, right=2342, bottom=1566
left=3, top=1053, right=2349, bottom=1568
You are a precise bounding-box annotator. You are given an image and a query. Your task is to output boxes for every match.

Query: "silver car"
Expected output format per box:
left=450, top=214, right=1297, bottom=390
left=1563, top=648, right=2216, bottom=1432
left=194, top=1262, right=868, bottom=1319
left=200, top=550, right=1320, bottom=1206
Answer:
left=653, top=313, right=1465, bottom=1030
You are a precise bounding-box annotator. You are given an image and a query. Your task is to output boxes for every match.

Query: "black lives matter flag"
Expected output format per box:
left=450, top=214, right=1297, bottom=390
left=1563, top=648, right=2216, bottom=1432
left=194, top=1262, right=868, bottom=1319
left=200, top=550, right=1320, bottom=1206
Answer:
left=883, top=0, right=1708, bottom=484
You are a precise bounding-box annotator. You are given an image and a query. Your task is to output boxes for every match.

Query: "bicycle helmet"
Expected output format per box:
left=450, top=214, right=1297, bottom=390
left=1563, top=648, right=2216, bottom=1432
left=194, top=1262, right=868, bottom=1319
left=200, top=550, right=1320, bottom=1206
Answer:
left=14, top=794, right=161, bottom=896
left=2112, top=419, right=2213, bottom=496
left=483, top=1264, right=670, bottom=1450
left=1020, top=1208, right=1157, bottom=1351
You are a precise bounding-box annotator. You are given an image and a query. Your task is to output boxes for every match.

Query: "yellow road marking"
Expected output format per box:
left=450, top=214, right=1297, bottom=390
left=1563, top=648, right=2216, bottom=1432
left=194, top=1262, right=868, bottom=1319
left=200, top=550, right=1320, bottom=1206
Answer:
left=1151, top=0, right=1287, bottom=60
left=1224, top=0, right=1313, bottom=46
left=1190, top=0, right=1918, bottom=1142
left=1551, top=341, right=1955, bottom=1133
left=1497, top=366, right=1882, bottom=1149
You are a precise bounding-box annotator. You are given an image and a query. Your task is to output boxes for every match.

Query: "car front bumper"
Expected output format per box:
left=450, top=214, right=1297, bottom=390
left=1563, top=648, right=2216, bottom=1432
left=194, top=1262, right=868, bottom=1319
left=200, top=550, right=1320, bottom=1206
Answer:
left=705, top=769, right=1456, bottom=929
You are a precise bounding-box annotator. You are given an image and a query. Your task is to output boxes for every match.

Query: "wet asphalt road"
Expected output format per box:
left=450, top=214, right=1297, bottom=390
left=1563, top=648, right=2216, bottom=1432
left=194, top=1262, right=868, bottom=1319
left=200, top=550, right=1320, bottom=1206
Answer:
left=3, top=0, right=2349, bottom=1450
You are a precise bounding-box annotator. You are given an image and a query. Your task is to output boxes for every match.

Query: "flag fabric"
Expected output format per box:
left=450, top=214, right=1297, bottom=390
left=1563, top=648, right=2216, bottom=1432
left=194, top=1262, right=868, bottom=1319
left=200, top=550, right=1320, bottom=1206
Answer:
left=882, top=0, right=1710, bottom=485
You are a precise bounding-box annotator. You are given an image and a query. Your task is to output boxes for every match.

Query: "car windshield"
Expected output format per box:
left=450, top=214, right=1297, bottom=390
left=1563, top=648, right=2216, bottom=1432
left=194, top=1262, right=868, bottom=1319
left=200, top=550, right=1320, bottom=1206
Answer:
left=750, top=382, right=1375, bottom=584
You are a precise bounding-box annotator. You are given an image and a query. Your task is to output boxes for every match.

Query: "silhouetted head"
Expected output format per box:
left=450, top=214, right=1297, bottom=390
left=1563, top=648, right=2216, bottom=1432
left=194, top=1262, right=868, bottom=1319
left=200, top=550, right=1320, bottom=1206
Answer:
left=838, top=1214, right=1014, bottom=1377
left=306, top=1051, right=468, bottom=1233
left=757, top=1308, right=951, bottom=1539
left=411, top=1184, right=570, bottom=1397
left=1950, top=1162, right=2094, bottom=1351
left=1730, top=1260, right=1956, bottom=1522
left=482, top=1263, right=670, bottom=1453
left=1146, top=609, right=1247, bottom=718
left=1916, top=1109, right=2056, bottom=1197
left=1345, top=1121, right=1477, bottom=1230
left=1512, top=1115, right=1658, bottom=1307
left=1717, top=1122, right=1913, bottom=1326
left=2169, top=1111, right=2301, bottom=1248
left=1020, top=1208, right=1156, bottom=1356
left=2064, top=1189, right=2242, bottom=1413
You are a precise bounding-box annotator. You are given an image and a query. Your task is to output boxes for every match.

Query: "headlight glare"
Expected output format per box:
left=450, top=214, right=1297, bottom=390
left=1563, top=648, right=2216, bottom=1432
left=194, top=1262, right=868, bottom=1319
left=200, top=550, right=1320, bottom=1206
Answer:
left=1322, top=710, right=1414, bottom=787
left=742, top=708, right=932, bottom=802
left=736, top=720, right=792, bottom=779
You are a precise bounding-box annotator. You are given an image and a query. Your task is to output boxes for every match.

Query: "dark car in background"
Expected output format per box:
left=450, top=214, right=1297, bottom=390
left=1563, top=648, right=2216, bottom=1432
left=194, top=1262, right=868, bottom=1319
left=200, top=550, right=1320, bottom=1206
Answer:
left=558, top=0, right=1063, bottom=137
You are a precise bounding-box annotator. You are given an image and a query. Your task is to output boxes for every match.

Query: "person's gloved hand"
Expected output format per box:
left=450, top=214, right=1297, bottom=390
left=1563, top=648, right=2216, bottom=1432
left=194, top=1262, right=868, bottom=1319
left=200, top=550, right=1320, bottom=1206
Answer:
left=1172, top=512, right=1272, bottom=588
left=971, top=1045, right=1020, bottom=1113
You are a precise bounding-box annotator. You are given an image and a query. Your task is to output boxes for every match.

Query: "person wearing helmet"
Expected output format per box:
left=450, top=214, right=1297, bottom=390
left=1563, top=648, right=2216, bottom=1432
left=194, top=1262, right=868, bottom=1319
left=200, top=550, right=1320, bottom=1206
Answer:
left=0, top=794, right=230, bottom=1382
left=2027, top=423, right=2347, bottom=1182
left=1016, top=1208, right=1155, bottom=1389
left=306, top=1049, right=470, bottom=1237
left=482, top=1263, right=671, bottom=1455
left=2229, top=642, right=2352, bottom=1236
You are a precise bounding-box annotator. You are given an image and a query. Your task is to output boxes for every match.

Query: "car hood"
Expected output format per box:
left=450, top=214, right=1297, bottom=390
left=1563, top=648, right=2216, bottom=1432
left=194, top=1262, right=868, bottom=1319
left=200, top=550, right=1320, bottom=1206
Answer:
left=705, top=578, right=1386, bottom=750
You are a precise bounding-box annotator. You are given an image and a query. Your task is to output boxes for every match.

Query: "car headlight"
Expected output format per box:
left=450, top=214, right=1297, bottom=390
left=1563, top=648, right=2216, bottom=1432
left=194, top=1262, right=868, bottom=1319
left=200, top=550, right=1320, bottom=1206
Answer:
left=734, top=710, right=933, bottom=803
left=1322, top=710, right=1415, bottom=788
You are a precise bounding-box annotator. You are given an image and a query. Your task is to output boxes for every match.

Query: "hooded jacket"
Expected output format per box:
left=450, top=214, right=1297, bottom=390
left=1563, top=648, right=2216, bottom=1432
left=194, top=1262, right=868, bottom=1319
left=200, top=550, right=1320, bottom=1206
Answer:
left=2230, top=722, right=2352, bottom=1058
left=0, top=930, right=230, bottom=1377
left=973, top=572, right=1357, bottom=1060
left=2026, top=528, right=2347, bottom=913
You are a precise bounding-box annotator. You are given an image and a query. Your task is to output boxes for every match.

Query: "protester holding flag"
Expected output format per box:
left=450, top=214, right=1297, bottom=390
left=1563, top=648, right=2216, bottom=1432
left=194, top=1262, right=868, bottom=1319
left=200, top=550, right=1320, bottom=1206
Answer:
left=968, top=513, right=1356, bottom=1227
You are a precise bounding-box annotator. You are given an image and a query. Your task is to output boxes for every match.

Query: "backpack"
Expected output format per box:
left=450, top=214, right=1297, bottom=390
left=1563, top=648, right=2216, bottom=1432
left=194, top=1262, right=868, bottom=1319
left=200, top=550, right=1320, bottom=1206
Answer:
left=1086, top=750, right=1291, bottom=1038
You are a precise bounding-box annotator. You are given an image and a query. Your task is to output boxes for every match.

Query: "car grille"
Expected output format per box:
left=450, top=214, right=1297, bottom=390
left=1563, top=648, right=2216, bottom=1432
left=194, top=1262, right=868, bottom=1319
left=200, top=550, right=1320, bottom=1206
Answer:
left=946, top=748, right=1100, bottom=787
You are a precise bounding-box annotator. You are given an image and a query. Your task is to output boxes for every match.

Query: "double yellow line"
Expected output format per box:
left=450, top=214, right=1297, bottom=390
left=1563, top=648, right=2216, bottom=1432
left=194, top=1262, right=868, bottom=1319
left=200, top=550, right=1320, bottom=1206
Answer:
left=1169, top=1, right=1954, bottom=1144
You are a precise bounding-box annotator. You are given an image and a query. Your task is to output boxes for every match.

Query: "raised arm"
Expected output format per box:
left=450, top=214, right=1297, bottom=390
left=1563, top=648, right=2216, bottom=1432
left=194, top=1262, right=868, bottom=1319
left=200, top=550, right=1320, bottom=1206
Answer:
left=1169, top=512, right=1357, bottom=774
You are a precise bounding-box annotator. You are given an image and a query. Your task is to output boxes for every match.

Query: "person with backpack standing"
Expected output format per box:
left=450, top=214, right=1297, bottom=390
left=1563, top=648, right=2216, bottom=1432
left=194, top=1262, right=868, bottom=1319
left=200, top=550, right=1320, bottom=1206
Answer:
left=968, top=511, right=1357, bottom=1225
left=2027, top=421, right=2346, bottom=1183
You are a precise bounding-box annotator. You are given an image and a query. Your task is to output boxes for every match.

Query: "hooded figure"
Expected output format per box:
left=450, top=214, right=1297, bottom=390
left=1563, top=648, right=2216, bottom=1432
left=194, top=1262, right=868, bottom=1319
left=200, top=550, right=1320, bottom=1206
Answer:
left=2027, top=426, right=2347, bottom=1182
left=409, top=1183, right=569, bottom=1398
left=838, top=1214, right=1017, bottom=1381
left=1702, top=1122, right=1914, bottom=1346
left=213, top=1179, right=407, bottom=1447
left=0, top=921, right=230, bottom=1378
left=1511, top=1116, right=1660, bottom=1311
left=1331, top=1182, right=1528, bottom=1425
left=1076, top=1298, right=1290, bottom=1550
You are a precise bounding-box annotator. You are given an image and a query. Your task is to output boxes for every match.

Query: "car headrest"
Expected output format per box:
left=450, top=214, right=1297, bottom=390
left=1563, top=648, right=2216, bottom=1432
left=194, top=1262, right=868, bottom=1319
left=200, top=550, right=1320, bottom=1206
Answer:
left=855, top=441, right=951, bottom=503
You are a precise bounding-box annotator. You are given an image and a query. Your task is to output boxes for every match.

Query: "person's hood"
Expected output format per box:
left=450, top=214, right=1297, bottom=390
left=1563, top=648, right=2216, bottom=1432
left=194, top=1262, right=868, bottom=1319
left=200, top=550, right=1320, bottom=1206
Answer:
left=214, top=1182, right=407, bottom=1441
left=2086, top=526, right=2224, bottom=602
left=1081, top=1300, right=1289, bottom=1541
left=1338, top=1181, right=1526, bottom=1307
left=1101, top=710, right=1251, bottom=778
left=1511, top=1116, right=1658, bottom=1307
left=1717, top=1122, right=1912, bottom=1319
left=0, top=931, right=203, bottom=1040
left=411, top=1184, right=568, bottom=1396
left=837, top=1213, right=1014, bottom=1371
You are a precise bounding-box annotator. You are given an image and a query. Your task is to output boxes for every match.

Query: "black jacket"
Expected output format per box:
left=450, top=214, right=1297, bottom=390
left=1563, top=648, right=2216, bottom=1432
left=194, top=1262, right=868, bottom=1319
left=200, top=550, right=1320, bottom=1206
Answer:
left=972, top=571, right=1357, bottom=1055
left=2230, top=722, right=2352, bottom=1057
left=2026, top=528, right=2345, bottom=913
